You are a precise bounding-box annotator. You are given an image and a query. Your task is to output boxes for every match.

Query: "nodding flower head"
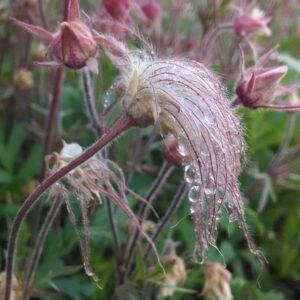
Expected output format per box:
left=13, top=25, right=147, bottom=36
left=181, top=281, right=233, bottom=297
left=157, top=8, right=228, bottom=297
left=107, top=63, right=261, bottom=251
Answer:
left=235, top=46, right=291, bottom=109
left=48, top=141, right=160, bottom=278
left=97, top=34, right=258, bottom=260
left=233, top=5, right=271, bottom=38
left=12, top=0, right=99, bottom=73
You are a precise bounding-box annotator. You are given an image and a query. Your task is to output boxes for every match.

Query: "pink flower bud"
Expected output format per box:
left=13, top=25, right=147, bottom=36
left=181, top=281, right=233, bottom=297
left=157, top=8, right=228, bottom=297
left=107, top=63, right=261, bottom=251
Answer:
left=11, top=0, right=99, bottom=72
left=235, top=47, right=289, bottom=108
left=233, top=6, right=271, bottom=38
left=162, top=134, right=191, bottom=167
left=103, top=0, right=130, bottom=20
left=142, top=1, right=161, bottom=22
left=52, top=21, right=98, bottom=70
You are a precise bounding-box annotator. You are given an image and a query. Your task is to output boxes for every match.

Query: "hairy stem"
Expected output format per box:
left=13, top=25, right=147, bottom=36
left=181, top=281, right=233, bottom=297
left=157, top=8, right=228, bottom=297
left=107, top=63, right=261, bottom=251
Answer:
left=121, top=161, right=174, bottom=283
left=82, top=69, right=103, bottom=135
left=253, top=104, right=300, bottom=111
left=81, top=69, right=122, bottom=281
left=5, top=114, right=134, bottom=300
left=42, top=68, right=64, bottom=174
left=22, top=199, right=63, bottom=300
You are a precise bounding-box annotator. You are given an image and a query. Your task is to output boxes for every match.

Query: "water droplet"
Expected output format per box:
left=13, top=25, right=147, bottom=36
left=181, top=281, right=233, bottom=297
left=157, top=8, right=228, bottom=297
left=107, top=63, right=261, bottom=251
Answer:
left=184, top=165, right=196, bottom=184
left=188, top=185, right=200, bottom=203
left=190, top=205, right=196, bottom=214
left=178, top=142, right=189, bottom=157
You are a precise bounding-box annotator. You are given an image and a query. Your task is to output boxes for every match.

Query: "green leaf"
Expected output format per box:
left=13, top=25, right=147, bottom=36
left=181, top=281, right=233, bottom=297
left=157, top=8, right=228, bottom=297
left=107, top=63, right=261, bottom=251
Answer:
left=1, top=124, right=27, bottom=171
left=0, top=168, right=11, bottom=183
left=16, top=144, right=42, bottom=183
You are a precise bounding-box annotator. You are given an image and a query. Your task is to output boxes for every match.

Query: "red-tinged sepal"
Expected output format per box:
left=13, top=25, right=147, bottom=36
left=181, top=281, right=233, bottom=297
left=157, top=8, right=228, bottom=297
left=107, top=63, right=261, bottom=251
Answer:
left=11, top=18, right=54, bottom=42
left=68, top=0, right=81, bottom=21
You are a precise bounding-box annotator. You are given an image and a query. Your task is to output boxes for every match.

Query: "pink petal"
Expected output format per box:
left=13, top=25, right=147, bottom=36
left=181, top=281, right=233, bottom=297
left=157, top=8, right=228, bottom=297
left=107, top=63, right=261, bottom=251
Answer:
left=11, top=18, right=54, bottom=42
left=256, top=45, right=279, bottom=67
left=246, top=72, right=256, bottom=94
left=68, top=0, right=81, bottom=21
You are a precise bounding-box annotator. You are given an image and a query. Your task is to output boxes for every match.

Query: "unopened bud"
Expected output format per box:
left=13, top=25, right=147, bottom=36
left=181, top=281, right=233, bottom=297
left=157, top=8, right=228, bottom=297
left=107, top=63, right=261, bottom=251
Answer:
left=103, top=0, right=130, bottom=21
left=52, top=21, right=98, bottom=70
left=162, top=134, right=191, bottom=167
left=142, top=1, right=161, bottom=22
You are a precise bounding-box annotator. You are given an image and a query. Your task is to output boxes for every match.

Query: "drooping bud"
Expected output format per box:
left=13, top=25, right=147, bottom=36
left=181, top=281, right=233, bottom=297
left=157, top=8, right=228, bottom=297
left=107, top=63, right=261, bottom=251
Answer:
left=233, top=6, right=271, bottom=38
left=51, top=21, right=98, bottom=70
left=11, top=0, right=99, bottom=73
left=201, top=263, right=232, bottom=300
left=162, top=134, right=191, bottom=167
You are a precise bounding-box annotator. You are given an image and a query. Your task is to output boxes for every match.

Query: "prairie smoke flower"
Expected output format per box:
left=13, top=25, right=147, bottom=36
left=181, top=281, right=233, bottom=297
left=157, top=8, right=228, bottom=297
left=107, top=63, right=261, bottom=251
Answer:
left=48, top=142, right=158, bottom=277
left=234, top=47, right=300, bottom=111
left=12, top=0, right=99, bottom=73
left=97, top=35, right=257, bottom=260
left=233, top=6, right=271, bottom=38
left=201, top=262, right=232, bottom=300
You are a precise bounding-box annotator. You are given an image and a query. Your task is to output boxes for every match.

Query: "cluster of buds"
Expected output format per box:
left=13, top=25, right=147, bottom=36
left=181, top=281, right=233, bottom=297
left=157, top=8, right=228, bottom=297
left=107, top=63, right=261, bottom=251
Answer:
left=12, top=0, right=99, bottom=73
left=233, top=5, right=271, bottom=38
left=234, top=46, right=300, bottom=111
left=201, top=262, right=232, bottom=300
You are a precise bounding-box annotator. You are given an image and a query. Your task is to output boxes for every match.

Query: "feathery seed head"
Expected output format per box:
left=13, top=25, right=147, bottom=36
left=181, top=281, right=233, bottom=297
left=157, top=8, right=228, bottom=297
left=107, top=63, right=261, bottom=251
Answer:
left=98, top=35, right=257, bottom=260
